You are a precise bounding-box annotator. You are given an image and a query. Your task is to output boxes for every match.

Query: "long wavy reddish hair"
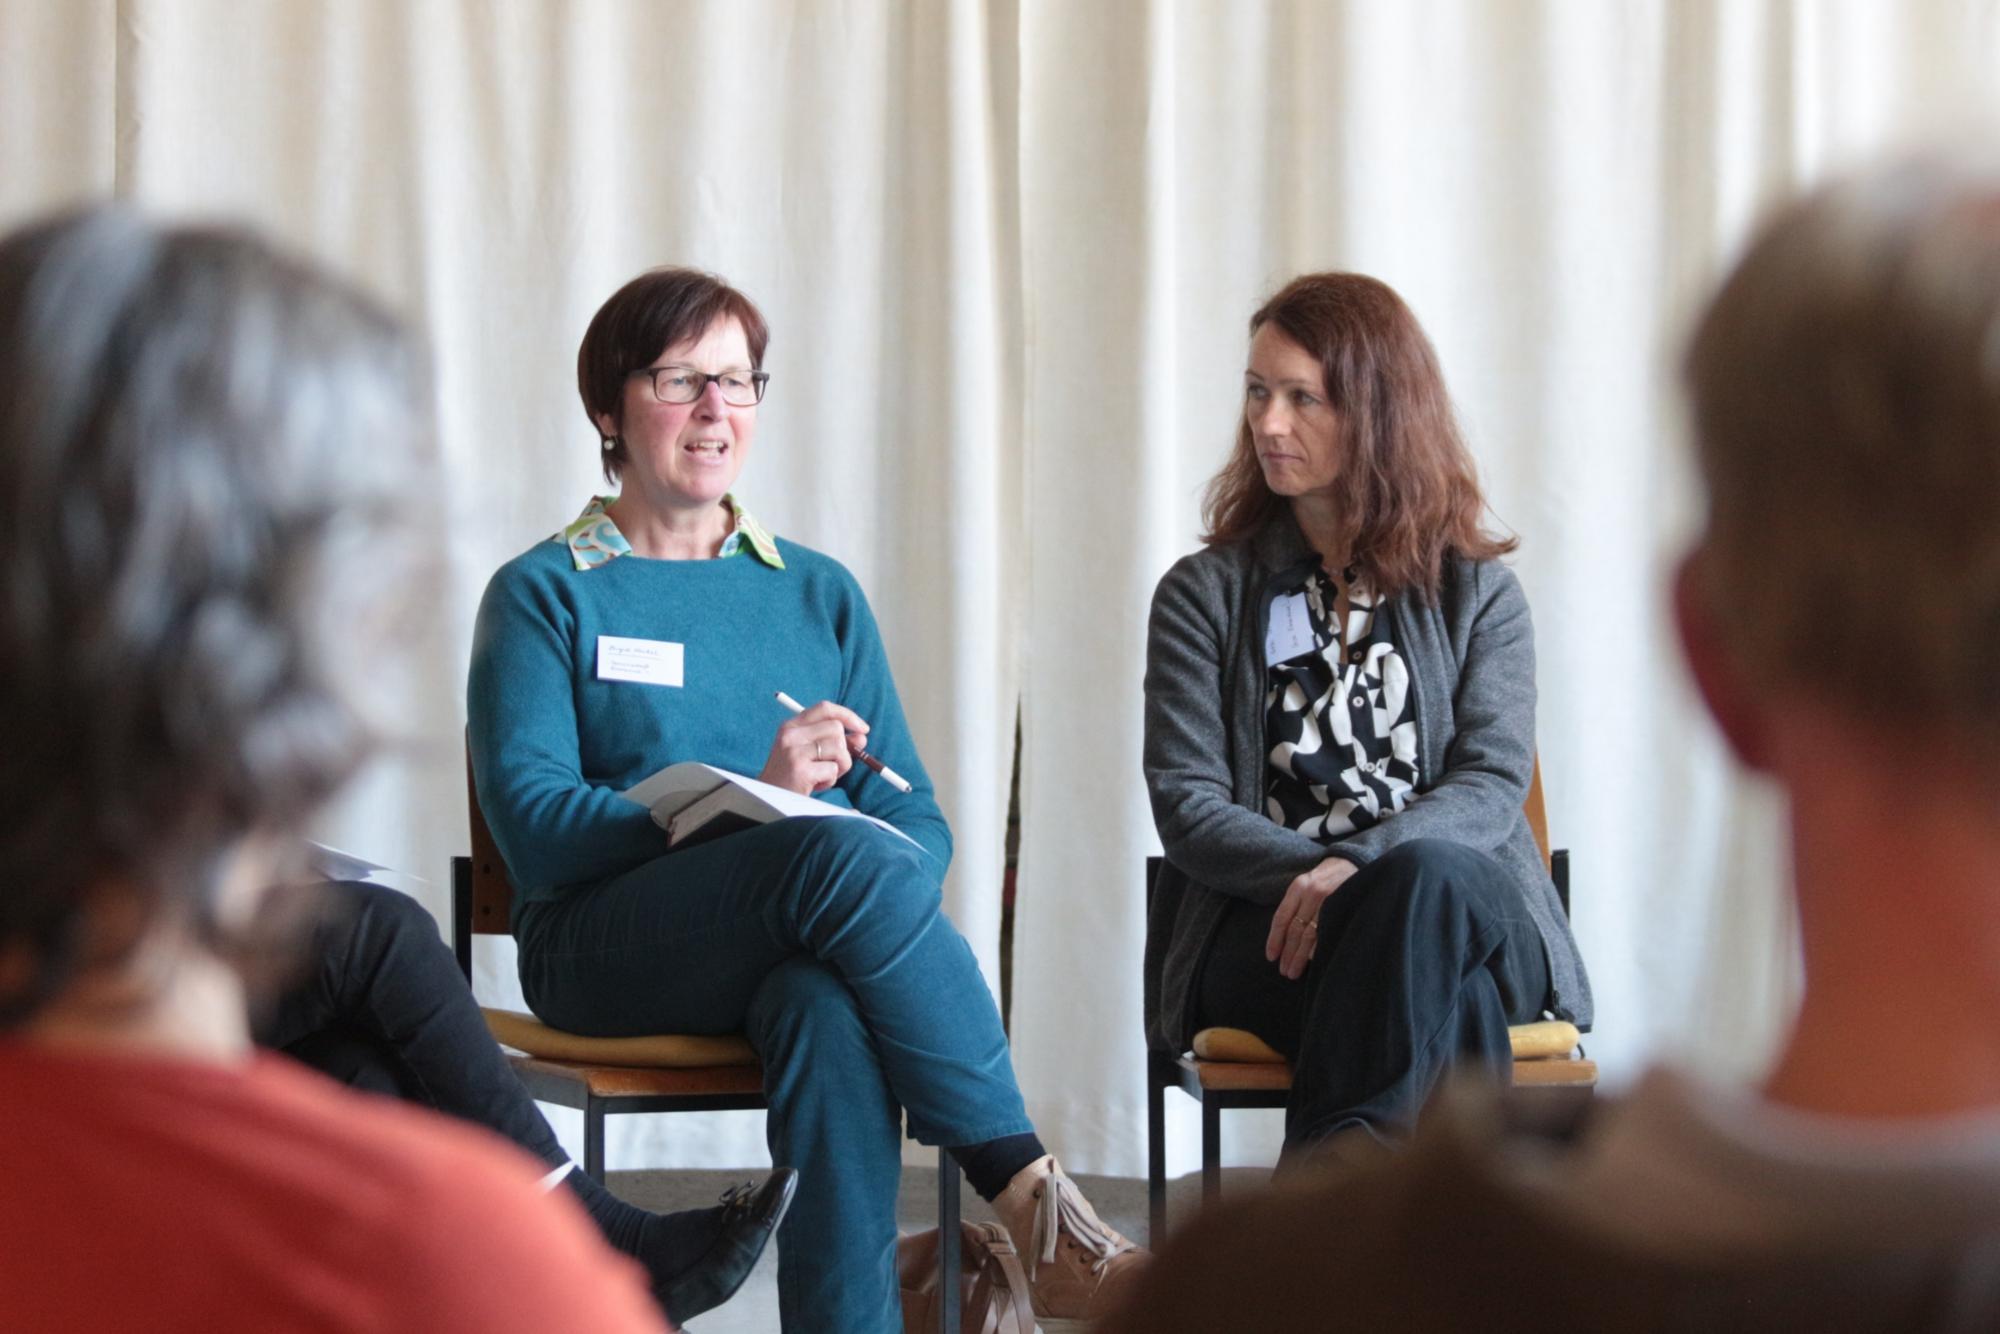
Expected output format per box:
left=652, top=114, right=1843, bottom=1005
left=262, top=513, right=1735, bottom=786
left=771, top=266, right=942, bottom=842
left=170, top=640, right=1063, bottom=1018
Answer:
left=1201, top=273, right=1514, bottom=600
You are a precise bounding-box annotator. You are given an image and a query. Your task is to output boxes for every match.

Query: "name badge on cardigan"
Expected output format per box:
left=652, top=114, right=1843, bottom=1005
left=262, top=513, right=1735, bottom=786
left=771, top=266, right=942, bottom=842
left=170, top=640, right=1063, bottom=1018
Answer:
left=596, top=635, right=684, bottom=687
left=1264, top=591, right=1317, bottom=665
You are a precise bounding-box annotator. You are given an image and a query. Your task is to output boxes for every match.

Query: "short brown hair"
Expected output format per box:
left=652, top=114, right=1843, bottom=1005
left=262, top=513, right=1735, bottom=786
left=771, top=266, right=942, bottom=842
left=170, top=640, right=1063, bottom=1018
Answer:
left=1684, top=152, right=2000, bottom=745
left=1201, top=273, right=1514, bottom=599
left=576, top=266, right=769, bottom=484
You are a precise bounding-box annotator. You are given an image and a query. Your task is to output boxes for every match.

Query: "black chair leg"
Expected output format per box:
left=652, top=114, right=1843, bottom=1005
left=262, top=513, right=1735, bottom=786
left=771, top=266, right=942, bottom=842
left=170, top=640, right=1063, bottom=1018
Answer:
left=1201, top=1096, right=1221, bottom=1207
left=1147, top=1060, right=1168, bottom=1244
left=583, top=1099, right=606, bottom=1181
left=937, top=1152, right=961, bottom=1334
left=450, top=856, right=473, bottom=982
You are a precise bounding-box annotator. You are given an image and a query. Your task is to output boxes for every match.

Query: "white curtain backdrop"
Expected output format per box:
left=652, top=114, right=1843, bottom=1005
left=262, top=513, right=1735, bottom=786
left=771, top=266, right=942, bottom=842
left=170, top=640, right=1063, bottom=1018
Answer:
left=3, top=0, right=1998, bottom=1176
left=1012, top=0, right=2000, bottom=1175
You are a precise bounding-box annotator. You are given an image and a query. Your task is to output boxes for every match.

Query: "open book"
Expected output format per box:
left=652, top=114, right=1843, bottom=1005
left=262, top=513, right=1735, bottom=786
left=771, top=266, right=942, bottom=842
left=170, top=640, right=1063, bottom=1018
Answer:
left=621, top=762, right=918, bottom=851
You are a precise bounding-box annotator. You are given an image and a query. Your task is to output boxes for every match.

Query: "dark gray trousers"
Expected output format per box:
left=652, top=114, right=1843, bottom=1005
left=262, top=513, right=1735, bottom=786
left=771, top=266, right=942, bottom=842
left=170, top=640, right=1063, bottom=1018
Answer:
left=1195, top=838, right=1551, bottom=1146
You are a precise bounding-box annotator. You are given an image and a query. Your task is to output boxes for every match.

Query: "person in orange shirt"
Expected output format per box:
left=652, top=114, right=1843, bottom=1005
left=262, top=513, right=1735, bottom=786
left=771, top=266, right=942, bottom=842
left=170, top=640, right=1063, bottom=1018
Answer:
left=0, top=206, right=667, bottom=1333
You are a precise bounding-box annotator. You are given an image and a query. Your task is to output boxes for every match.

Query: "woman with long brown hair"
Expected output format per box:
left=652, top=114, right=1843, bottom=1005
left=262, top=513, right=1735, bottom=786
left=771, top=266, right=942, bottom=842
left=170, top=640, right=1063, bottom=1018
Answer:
left=1142, top=273, right=1592, bottom=1157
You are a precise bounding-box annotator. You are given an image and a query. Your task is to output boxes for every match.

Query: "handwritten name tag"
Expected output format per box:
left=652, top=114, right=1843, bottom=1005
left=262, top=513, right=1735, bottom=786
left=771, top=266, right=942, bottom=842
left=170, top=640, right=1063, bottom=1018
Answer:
left=1264, top=591, right=1318, bottom=666
left=596, top=636, right=684, bottom=687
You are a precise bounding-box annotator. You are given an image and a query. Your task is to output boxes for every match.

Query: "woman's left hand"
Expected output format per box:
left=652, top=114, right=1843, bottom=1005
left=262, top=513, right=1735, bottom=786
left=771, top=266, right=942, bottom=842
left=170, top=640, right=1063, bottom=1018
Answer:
left=1266, top=856, right=1358, bottom=980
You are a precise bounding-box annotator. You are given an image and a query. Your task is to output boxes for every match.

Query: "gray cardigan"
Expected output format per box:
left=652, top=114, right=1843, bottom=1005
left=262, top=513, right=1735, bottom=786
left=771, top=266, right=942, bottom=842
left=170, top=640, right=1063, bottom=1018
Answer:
left=1141, top=514, right=1593, bottom=1052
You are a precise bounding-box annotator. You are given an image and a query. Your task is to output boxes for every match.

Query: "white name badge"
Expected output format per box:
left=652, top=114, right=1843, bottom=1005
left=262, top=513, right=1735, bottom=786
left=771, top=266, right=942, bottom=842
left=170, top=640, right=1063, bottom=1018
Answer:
left=1264, top=591, right=1318, bottom=666
left=596, top=635, right=685, bottom=687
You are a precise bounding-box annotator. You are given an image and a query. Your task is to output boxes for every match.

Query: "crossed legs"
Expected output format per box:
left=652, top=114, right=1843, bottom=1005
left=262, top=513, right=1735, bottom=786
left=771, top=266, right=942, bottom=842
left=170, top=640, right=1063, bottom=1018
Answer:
left=515, top=817, right=1050, bottom=1332
left=1194, top=838, right=1551, bottom=1148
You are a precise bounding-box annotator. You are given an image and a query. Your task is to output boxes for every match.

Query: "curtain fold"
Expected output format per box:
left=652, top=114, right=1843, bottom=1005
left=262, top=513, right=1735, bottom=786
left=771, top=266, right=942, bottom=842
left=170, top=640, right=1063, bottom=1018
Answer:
left=1010, top=0, right=2000, bottom=1176
left=3, top=0, right=1998, bottom=1174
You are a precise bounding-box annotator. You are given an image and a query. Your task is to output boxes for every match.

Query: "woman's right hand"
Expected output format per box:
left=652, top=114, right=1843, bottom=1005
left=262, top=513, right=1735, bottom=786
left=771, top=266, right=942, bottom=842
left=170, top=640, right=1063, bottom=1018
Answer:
left=1265, top=855, right=1358, bottom=980
left=758, top=699, right=869, bottom=795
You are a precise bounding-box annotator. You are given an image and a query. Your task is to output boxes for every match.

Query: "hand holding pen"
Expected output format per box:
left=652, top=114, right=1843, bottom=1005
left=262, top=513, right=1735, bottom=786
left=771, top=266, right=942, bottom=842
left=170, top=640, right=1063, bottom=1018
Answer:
left=772, top=691, right=914, bottom=794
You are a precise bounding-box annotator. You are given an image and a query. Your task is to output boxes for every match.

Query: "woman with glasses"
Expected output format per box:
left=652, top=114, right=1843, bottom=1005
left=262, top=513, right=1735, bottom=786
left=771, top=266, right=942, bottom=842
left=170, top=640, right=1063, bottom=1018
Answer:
left=1142, top=273, right=1593, bottom=1161
left=467, top=266, right=1145, bottom=1333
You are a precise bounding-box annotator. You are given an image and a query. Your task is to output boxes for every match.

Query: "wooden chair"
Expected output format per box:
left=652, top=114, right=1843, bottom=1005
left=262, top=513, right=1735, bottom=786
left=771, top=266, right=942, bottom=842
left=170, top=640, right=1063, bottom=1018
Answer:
left=451, top=758, right=966, bottom=1332
left=1144, top=760, right=1597, bottom=1243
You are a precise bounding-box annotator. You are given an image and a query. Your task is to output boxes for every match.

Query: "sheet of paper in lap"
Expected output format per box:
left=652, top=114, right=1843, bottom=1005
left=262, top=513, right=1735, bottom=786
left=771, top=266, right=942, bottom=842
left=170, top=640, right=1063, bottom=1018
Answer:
left=621, top=762, right=916, bottom=851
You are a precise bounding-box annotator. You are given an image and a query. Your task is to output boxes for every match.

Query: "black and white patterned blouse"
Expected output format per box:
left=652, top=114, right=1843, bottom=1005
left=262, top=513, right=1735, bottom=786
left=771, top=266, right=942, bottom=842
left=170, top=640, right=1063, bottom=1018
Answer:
left=1264, top=566, right=1418, bottom=842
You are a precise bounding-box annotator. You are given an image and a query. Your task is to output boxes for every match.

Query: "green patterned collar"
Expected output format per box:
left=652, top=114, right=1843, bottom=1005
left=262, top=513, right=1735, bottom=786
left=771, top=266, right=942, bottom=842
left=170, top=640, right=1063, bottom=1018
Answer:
left=556, top=494, right=785, bottom=571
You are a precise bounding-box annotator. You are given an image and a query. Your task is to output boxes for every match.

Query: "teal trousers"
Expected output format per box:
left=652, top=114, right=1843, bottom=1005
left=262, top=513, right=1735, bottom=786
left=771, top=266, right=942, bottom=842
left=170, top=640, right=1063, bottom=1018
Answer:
left=517, top=816, right=1032, bottom=1333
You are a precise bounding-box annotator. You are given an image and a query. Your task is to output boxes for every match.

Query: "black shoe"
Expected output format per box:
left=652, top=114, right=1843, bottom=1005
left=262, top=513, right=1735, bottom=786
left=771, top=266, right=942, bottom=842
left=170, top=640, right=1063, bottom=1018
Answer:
left=656, top=1167, right=799, bottom=1324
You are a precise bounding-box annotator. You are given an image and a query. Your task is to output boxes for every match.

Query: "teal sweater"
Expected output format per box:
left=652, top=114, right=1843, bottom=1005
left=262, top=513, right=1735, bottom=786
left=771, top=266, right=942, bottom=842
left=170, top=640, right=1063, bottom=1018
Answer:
left=467, top=537, right=951, bottom=903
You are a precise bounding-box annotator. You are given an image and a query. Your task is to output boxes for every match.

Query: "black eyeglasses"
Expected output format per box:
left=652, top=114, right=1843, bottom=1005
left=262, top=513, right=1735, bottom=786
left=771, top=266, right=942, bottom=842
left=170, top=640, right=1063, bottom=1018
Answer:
left=633, top=366, right=770, bottom=406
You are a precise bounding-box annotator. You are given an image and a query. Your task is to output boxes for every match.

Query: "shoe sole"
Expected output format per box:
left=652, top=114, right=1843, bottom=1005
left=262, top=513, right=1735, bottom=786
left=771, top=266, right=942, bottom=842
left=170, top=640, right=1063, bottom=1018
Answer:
left=761, top=1168, right=800, bottom=1233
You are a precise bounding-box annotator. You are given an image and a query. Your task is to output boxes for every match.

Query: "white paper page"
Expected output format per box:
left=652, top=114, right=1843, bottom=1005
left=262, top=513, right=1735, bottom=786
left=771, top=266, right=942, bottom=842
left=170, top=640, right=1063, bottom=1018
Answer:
left=733, top=787, right=919, bottom=847
left=303, top=839, right=429, bottom=897
left=619, top=762, right=734, bottom=820
left=622, top=762, right=917, bottom=847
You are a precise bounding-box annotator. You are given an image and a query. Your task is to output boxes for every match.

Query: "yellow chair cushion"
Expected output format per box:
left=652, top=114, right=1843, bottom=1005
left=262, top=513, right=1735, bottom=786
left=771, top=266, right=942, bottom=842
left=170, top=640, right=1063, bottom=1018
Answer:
left=481, top=1008, right=759, bottom=1069
left=1509, top=1019, right=1583, bottom=1060
left=1191, top=1019, right=1581, bottom=1065
left=1191, top=1028, right=1287, bottom=1063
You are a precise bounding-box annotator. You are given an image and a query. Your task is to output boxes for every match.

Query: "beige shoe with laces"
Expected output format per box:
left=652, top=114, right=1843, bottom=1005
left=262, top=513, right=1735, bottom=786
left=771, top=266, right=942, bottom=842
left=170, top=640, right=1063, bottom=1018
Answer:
left=991, top=1154, right=1149, bottom=1333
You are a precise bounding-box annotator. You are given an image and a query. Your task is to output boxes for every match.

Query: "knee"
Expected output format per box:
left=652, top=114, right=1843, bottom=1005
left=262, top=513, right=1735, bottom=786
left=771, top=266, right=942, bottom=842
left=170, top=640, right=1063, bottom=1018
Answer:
left=321, top=878, right=439, bottom=949
left=798, top=814, right=929, bottom=872
left=1371, top=838, right=1489, bottom=880
left=793, top=819, right=941, bottom=915
left=1351, top=840, right=1509, bottom=919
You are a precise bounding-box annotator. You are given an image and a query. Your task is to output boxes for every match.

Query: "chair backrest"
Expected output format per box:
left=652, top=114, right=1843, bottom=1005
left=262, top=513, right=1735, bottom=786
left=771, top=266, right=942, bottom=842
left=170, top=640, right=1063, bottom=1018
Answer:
left=464, top=750, right=514, bottom=938
left=1524, top=755, right=1551, bottom=874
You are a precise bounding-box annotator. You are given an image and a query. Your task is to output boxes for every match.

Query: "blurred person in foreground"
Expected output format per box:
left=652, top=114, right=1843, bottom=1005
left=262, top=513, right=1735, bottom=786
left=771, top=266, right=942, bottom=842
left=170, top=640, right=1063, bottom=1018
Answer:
left=1108, top=150, right=2000, bottom=1332
left=0, top=207, right=668, bottom=1332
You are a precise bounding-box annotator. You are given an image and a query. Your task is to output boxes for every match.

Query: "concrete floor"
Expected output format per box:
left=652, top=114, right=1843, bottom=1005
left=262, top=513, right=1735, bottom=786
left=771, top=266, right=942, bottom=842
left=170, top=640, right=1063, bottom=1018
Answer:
left=613, top=1163, right=1268, bottom=1332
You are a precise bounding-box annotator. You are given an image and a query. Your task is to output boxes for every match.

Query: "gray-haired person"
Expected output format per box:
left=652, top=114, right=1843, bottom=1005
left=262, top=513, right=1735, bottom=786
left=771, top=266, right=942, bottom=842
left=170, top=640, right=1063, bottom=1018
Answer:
left=1107, top=151, right=2000, bottom=1332
left=0, top=207, right=773, bottom=1330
